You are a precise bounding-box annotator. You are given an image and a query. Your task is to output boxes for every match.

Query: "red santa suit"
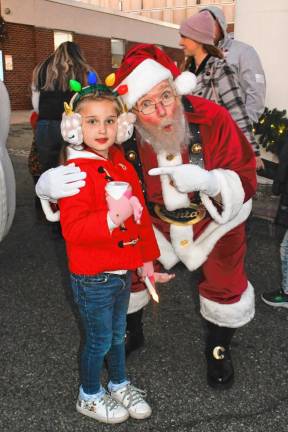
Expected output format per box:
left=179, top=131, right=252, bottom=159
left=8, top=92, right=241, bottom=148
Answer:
left=111, top=44, right=257, bottom=329
left=133, top=95, right=257, bottom=328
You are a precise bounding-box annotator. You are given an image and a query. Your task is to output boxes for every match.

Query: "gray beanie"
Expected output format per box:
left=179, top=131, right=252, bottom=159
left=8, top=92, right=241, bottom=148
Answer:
left=180, top=11, right=215, bottom=45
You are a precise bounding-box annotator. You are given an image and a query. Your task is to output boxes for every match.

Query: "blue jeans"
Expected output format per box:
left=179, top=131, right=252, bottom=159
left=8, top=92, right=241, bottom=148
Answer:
left=280, top=230, right=288, bottom=294
left=70, top=272, right=131, bottom=395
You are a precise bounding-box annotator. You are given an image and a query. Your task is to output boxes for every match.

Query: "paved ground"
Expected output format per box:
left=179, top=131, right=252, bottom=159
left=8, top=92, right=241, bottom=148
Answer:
left=1, top=123, right=288, bottom=432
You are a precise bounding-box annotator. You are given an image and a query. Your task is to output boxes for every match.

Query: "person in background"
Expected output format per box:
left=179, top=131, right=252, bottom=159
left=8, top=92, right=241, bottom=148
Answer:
left=31, top=41, right=97, bottom=173
left=179, top=11, right=259, bottom=159
left=200, top=5, right=266, bottom=170
left=262, top=138, right=288, bottom=308
left=58, top=77, right=160, bottom=423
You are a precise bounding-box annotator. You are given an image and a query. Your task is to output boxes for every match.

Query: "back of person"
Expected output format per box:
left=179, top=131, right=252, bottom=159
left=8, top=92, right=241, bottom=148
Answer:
left=179, top=11, right=259, bottom=157
left=200, top=5, right=266, bottom=125
left=31, top=41, right=96, bottom=173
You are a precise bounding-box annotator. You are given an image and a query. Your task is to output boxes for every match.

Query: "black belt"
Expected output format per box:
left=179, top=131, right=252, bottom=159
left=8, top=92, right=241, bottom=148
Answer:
left=149, top=202, right=206, bottom=226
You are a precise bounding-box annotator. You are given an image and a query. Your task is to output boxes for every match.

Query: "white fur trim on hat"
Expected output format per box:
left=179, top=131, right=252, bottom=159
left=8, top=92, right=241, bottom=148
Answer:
left=174, top=71, right=197, bottom=95
left=117, top=59, right=172, bottom=109
left=200, top=282, right=255, bottom=328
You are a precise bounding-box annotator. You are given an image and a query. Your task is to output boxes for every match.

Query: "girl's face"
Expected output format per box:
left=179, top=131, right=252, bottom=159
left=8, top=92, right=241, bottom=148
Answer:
left=79, top=99, right=118, bottom=158
left=179, top=36, right=201, bottom=57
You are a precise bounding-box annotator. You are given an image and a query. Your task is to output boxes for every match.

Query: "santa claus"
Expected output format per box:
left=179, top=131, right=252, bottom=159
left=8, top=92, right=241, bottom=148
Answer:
left=36, top=44, right=257, bottom=390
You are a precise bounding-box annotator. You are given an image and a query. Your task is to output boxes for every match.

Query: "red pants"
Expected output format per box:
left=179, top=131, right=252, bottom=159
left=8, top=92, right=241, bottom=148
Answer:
left=131, top=222, right=248, bottom=305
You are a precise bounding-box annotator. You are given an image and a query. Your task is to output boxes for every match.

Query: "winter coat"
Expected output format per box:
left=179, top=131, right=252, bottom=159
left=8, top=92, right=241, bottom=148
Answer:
left=201, top=5, right=266, bottom=124
left=59, top=145, right=160, bottom=275
left=189, top=55, right=259, bottom=156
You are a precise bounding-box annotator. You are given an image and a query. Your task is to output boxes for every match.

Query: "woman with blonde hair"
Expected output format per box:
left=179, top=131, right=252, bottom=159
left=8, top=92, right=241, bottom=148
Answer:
left=32, top=41, right=98, bottom=173
left=179, top=11, right=259, bottom=158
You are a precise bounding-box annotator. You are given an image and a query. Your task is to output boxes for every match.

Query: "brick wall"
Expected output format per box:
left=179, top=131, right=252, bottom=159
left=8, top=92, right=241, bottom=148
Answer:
left=0, top=8, right=182, bottom=110
left=0, top=22, right=37, bottom=110
left=0, top=22, right=112, bottom=109
left=74, top=34, right=111, bottom=83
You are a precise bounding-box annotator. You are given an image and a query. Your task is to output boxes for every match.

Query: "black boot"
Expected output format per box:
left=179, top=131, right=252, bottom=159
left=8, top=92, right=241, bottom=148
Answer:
left=125, top=308, right=145, bottom=356
left=204, top=320, right=235, bottom=389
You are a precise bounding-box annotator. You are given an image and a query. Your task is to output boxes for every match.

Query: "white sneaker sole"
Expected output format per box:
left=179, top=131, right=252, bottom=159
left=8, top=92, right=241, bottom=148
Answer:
left=261, top=297, right=288, bottom=308
left=128, top=406, right=152, bottom=420
left=76, top=403, right=129, bottom=424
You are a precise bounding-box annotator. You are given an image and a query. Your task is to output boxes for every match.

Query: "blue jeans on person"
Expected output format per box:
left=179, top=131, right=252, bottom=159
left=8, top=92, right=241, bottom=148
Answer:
left=70, top=272, right=131, bottom=395
left=280, top=230, right=288, bottom=294
left=35, top=119, right=64, bottom=173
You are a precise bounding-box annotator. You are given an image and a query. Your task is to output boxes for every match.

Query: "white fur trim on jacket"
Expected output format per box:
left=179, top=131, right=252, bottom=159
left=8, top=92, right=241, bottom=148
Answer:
left=153, top=225, right=179, bottom=269
left=199, top=281, right=255, bottom=328
left=157, top=152, right=190, bottom=210
left=171, top=199, right=252, bottom=271
left=127, top=289, right=150, bottom=314
left=200, top=169, right=245, bottom=224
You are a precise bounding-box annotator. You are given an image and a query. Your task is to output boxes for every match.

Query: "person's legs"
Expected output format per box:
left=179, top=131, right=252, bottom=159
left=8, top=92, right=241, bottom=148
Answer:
left=199, top=223, right=254, bottom=389
left=261, top=229, right=288, bottom=307
left=107, top=273, right=131, bottom=384
left=70, top=273, right=129, bottom=424
left=35, top=120, right=64, bottom=172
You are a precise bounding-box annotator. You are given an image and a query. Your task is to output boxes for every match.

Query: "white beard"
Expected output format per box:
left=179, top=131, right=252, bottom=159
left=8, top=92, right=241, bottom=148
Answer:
left=135, top=104, right=189, bottom=154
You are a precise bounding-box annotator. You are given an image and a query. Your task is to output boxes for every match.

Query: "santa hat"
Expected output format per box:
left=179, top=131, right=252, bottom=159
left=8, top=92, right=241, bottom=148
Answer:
left=106, top=44, right=197, bottom=109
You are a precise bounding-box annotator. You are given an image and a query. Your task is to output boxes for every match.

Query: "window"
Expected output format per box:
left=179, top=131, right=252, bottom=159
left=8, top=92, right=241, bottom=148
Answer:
left=54, top=31, right=73, bottom=50
left=111, top=39, right=125, bottom=69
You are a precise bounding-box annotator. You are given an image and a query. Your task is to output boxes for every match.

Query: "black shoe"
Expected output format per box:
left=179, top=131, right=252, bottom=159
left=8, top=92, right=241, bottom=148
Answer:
left=125, top=330, right=145, bottom=357
left=261, top=289, right=288, bottom=308
left=206, top=345, right=234, bottom=389
left=204, top=320, right=235, bottom=390
left=125, top=309, right=145, bottom=356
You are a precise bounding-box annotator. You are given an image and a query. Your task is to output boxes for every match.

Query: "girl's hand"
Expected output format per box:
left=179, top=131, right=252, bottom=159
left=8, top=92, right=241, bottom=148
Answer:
left=138, top=261, right=154, bottom=280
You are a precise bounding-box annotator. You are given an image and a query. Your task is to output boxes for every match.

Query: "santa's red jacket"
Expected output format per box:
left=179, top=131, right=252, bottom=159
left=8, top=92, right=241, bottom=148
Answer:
left=127, top=95, right=257, bottom=328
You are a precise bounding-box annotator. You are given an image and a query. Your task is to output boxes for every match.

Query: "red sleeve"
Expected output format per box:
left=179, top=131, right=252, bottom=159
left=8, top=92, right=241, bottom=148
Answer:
left=203, top=107, right=257, bottom=201
left=59, top=172, right=111, bottom=245
left=126, top=164, right=160, bottom=263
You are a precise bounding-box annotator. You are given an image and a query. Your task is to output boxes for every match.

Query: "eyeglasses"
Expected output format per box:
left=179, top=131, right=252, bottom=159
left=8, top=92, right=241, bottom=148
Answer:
left=134, top=89, right=177, bottom=115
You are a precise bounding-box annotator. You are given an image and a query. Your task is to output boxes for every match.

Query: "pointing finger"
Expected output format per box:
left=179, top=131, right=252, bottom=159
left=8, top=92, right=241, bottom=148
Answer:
left=148, top=166, right=176, bottom=176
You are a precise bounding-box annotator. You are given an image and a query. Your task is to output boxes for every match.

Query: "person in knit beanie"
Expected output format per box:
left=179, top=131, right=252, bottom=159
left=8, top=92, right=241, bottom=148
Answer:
left=179, top=11, right=260, bottom=159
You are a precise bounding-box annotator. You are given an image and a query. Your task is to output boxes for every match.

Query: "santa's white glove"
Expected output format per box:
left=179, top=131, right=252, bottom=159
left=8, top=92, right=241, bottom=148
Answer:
left=149, top=164, right=220, bottom=197
left=35, top=163, right=86, bottom=200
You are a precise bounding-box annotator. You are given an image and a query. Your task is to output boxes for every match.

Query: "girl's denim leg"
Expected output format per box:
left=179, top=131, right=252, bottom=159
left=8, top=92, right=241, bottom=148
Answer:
left=70, top=273, right=115, bottom=395
left=280, top=230, right=288, bottom=294
left=107, top=273, right=131, bottom=384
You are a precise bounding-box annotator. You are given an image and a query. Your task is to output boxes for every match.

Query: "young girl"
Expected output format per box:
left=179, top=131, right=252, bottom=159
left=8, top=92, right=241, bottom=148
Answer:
left=58, top=79, right=160, bottom=424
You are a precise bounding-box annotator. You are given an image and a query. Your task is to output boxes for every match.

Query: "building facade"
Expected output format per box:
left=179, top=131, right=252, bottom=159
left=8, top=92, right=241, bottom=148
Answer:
left=0, top=0, right=234, bottom=109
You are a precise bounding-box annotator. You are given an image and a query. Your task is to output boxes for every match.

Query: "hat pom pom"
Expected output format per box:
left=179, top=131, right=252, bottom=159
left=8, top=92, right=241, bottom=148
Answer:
left=174, top=71, right=197, bottom=95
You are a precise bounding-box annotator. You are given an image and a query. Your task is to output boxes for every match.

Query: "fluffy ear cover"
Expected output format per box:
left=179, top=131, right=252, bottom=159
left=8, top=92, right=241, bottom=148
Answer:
left=174, top=71, right=197, bottom=95
left=60, top=112, right=84, bottom=150
left=116, top=112, right=137, bottom=144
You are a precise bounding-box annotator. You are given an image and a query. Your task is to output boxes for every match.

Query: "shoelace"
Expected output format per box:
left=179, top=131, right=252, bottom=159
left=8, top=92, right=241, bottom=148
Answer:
left=118, top=384, right=147, bottom=408
left=87, top=392, right=120, bottom=417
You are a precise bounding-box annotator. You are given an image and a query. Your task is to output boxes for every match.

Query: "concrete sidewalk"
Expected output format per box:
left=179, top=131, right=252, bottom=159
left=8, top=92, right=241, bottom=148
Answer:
left=1, top=121, right=287, bottom=432
left=10, top=110, right=31, bottom=125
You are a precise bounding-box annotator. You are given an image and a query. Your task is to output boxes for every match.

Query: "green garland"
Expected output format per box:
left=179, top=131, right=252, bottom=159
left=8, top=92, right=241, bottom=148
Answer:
left=254, top=107, right=288, bottom=155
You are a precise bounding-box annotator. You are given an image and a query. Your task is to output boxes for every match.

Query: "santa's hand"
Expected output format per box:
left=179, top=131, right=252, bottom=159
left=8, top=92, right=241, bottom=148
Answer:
left=154, top=272, right=175, bottom=283
left=149, top=164, right=220, bottom=197
left=35, top=163, right=86, bottom=200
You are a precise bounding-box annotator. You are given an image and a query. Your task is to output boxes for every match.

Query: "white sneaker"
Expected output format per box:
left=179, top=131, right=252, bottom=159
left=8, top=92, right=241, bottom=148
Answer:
left=110, top=384, right=152, bottom=419
left=76, top=391, right=129, bottom=424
